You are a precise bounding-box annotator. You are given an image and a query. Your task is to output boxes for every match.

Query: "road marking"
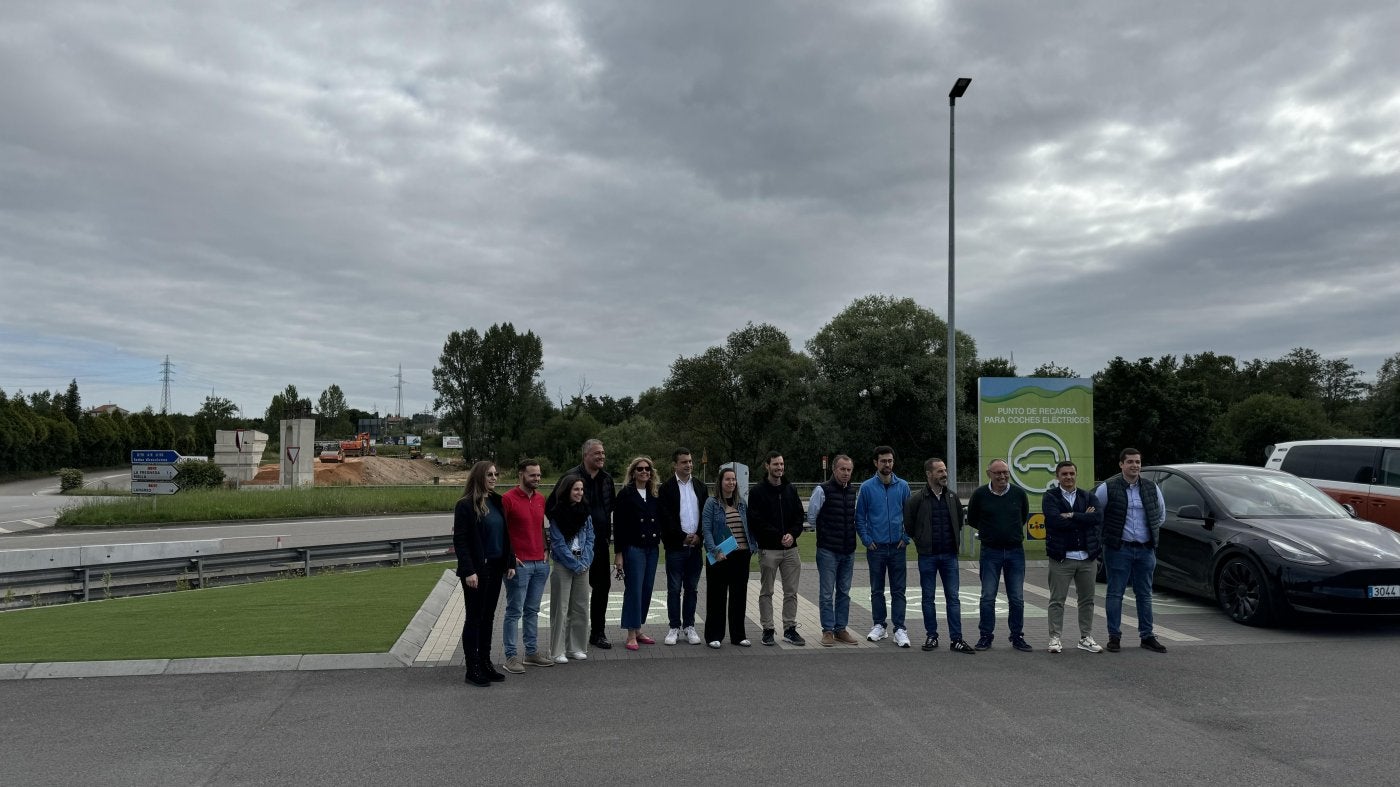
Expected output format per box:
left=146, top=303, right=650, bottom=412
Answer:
left=1020, top=579, right=1201, bottom=642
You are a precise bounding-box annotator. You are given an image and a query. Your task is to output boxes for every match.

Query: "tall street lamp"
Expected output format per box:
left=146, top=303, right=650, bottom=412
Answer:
left=946, top=76, right=970, bottom=485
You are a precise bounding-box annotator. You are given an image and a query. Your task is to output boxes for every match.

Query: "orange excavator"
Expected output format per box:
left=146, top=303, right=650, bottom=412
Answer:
left=340, top=432, right=373, bottom=457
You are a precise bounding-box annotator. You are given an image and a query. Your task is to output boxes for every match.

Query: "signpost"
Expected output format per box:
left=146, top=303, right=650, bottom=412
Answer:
left=130, top=450, right=183, bottom=495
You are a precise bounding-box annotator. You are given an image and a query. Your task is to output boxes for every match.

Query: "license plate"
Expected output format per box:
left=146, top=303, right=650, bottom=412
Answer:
left=1368, top=585, right=1400, bottom=598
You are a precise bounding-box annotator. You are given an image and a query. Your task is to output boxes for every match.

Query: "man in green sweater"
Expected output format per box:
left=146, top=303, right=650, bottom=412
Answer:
left=967, top=459, right=1032, bottom=652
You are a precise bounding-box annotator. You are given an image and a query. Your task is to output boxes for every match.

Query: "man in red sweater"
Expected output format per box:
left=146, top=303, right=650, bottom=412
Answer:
left=500, top=459, right=553, bottom=673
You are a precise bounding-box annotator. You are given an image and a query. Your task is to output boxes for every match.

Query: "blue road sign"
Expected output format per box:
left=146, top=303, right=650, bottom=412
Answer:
left=130, top=450, right=182, bottom=464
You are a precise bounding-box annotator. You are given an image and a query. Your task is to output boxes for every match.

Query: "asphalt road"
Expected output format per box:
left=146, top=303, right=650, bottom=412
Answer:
left=0, top=471, right=131, bottom=534
left=2, top=636, right=1396, bottom=786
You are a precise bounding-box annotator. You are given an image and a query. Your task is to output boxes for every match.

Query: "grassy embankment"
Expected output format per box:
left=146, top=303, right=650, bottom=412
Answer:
left=55, top=486, right=464, bottom=527
left=0, top=562, right=446, bottom=663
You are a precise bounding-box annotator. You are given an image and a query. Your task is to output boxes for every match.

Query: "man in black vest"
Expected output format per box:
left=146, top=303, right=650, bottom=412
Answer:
left=567, top=438, right=616, bottom=650
left=1094, top=448, right=1167, bottom=653
left=659, top=447, right=708, bottom=645
left=904, top=458, right=976, bottom=654
left=808, top=455, right=859, bottom=646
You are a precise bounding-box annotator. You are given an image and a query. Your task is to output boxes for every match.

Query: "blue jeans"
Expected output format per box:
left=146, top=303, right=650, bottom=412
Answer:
left=503, top=559, right=550, bottom=658
left=1104, top=544, right=1156, bottom=639
left=815, top=547, right=855, bottom=632
left=621, top=545, right=659, bottom=631
left=918, top=553, right=963, bottom=641
left=978, top=547, right=1025, bottom=640
left=665, top=545, right=703, bottom=628
left=866, top=544, right=908, bottom=630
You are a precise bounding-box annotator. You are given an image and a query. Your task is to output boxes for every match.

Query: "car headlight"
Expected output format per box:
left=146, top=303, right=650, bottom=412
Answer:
left=1267, top=539, right=1328, bottom=566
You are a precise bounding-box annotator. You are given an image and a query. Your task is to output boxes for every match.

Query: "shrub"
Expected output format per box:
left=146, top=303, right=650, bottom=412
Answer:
left=175, top=459, right=226, bottom=490
left=58, top=468, right=84, bottom=492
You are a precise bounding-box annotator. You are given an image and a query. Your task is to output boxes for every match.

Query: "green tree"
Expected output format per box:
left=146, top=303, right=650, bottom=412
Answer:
left=1092, top=356, right=1215, bottom=478
left=62, top=379, right=82, bottom=423
left=1217, top=394, right=1329, bottom=464
left=1030, top=361, right=1076, bottom=378
left=318, top=384, right=348, bottom=420
left=431, top=323, right=547, bottom=459
left=1318, top=357, right=1368, bottom=423
left=432, top=328, right=482, bottom=453
left=807, top=297, right=977, bottom=478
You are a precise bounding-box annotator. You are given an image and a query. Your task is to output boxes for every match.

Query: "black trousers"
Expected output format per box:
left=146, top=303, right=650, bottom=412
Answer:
left=588, top=544, right=612, bottom=638
left=704, top=549, right=752, bottom=644
left=461, top=562, right=504, bottom=666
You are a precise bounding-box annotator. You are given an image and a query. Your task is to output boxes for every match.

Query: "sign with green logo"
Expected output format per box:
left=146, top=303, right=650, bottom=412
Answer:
left=977, top=378, right=1094, bottom=540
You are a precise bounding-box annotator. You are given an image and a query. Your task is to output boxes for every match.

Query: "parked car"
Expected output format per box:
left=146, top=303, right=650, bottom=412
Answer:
left=1141, top=464, right=1400, bottom=626
left=1264, top=439, right=1400, bottom=532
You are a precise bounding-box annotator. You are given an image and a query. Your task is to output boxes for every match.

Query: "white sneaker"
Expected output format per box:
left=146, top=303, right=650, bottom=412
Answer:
left=1048, top=636, right=1063, bottom=654
left=664, top=627, right=680, bottom=646
left=684, top=626, right=701, bottom=645
left=892, top=628, right=911, bottom=648
left=867, top=623, right=887, bottom=642
left=553, top=654, right=569, bottom=664
left=1078, top=636, right=1103, bottom=653
left=569, top=651, right=588, bottom=660
left=708, top=641, right=722, bottom=649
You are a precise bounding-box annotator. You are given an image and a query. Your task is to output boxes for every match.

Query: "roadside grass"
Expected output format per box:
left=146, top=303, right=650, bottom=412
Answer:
left=55, top=485, right=464, bottom=527
left=0, top=563, right=447, bottom=663
left=63, top=487, right=133, bottom=497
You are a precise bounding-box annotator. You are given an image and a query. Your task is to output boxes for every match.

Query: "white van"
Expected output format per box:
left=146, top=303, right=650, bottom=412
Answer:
left=1264, top=439, right=1400, bottom=532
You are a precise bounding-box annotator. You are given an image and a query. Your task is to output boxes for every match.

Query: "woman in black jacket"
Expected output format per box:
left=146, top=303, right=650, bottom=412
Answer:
left=454, top=460, right=516, bottom=686
left=612, top=455, right=661, bottom=651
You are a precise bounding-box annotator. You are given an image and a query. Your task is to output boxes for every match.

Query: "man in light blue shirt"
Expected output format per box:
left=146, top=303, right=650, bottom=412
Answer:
left=1094, top=448, right=1167, bottom=653
left=856, top=445, right=912, bottom=647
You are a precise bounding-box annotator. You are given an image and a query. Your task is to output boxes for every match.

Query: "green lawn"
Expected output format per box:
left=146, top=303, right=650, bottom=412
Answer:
left=0, top=563, right=446, bottom=663
left=55, top=485, right=464, bottom=528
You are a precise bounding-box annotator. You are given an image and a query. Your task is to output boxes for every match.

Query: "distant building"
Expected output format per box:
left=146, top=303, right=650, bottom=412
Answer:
left=86, top=404, right=131, bottom=417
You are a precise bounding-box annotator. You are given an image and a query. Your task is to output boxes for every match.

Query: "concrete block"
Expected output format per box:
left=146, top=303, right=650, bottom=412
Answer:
left=165, top=655, right=303, bottom=674
left=297, top=653, right=403, bottom=671
left=0, top=546, right=84, bottom=572
left=78, top=540, right=222, bottom=565
left=0, top=663, right=34, bottom=680
left=26, top=659, right=170, bottom=679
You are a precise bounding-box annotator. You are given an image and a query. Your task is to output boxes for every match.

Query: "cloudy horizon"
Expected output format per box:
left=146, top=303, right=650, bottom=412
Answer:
left=3, top=2, right=1397, bottom=417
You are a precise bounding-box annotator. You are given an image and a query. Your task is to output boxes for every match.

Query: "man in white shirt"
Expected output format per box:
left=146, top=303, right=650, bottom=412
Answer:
left=659, top=448, right=709, bottom=645
left=1042, top=461, right=1104, bottom=654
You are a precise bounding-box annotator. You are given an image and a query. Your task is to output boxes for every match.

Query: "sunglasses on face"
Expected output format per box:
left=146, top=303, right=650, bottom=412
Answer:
left=635, top=466, right=652, bottom=473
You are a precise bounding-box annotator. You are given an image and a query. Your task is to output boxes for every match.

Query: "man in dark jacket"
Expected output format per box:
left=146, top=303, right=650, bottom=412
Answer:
left=1042, top=460, right=1103, bottom=654
left=658, top=447, right=708, bottom=645
left=967, top=458, right=1032, bottom=652
left=567, top=438, right=616, bottom=650
left=807, top=455, right=859, bottom=646
left=748, top=451, right=806, bottom=646
left=904, top=458, right=976, bottom=654
left=1094, top=448, right=1167, bottom=654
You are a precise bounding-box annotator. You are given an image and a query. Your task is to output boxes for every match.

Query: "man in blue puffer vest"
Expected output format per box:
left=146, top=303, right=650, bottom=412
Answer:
left=856, top=445, right=912, bottom=648
left=1094, top=448, right=1167, bottom=654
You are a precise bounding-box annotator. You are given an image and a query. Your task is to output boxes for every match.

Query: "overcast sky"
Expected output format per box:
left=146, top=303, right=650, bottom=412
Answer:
left=3, top=1, right=1397, bottom=419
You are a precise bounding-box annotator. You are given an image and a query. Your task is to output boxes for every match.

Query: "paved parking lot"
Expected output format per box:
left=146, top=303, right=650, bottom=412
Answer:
left=418, top=560, right=1400, bottom=665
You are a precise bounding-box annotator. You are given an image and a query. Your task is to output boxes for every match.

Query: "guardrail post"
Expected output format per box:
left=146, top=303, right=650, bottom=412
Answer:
left=302, top=548, right=312, bottom=576
left=80, top=567, right=91, bottom=602
left=396, top=541, right=405, bottom=566
left=194, top=558, right=205, bottom=589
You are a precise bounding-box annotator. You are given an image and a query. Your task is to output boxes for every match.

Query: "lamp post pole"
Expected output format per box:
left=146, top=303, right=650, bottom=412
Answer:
left=946, top=77, right=970, bottom=486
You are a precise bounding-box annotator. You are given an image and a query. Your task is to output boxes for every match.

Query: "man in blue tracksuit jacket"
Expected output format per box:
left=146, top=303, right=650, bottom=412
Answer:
left=856, top=445, right=913, bottom=647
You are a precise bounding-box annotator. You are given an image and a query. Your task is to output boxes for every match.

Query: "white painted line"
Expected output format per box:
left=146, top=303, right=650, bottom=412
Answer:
left=1021, top=579, right=1201, bottom=642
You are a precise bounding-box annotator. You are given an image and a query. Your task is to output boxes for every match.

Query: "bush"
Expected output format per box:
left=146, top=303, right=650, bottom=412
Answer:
left=175, top=459, right=226, bottom=490
left=58, top=468, right=84, bottom=492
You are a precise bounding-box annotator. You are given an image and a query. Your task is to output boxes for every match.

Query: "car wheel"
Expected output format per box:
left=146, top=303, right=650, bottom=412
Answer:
left=1214, top=555, right=1275, bottom=627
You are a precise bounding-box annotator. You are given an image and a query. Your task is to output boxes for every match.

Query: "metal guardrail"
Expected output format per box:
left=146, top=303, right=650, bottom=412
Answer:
left=0, top=536, right=455, bottom=610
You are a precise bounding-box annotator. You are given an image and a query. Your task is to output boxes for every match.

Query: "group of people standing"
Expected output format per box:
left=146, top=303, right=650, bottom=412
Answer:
left=452, top=437, right=1167, bottom=687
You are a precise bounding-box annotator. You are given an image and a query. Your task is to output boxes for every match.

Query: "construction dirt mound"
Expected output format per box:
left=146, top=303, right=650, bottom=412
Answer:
left=245, top=456, right=469, bottom=486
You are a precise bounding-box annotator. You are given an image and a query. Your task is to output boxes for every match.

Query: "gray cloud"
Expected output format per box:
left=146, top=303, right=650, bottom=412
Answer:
left=2, top=1, right=1397, bottom=417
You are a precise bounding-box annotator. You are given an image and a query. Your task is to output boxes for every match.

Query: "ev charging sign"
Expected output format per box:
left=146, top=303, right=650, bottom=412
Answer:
left=977, top=378, right=1095, bottom=540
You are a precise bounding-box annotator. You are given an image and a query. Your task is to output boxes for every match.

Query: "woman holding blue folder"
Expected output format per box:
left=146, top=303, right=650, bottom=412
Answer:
left=702, top=467, right=756, bottom=648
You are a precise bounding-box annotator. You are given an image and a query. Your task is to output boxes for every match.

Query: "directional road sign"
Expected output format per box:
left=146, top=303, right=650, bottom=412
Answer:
left=131, top=464, right=180, bottom=482
left=131, top=450, right=183, bottom=464
left=131, top=481, right=181, bottom=495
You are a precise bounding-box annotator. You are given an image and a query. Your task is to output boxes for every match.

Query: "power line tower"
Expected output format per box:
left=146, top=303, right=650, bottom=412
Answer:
left=394, top=364, right=405, bottom=418
left=159, top=355, right=174, bottom=414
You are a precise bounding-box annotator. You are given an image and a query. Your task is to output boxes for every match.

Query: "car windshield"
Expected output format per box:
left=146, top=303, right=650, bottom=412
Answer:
left=1199, top=472, right=1349, bottom=518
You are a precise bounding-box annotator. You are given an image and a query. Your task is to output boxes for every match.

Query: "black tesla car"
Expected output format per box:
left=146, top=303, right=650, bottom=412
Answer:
left=1141, top=464, right=1400, bottom=626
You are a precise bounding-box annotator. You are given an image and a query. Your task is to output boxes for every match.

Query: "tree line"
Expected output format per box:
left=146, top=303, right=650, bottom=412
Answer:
left=6, top=296, right=1396, bottom=481
left=431, top=297, right=1400, bottom=482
